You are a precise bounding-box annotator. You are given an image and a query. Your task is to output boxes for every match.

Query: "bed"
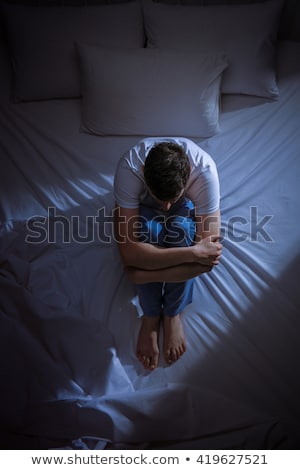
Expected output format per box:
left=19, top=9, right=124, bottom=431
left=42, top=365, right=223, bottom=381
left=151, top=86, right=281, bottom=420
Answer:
left=0, top=0, right=299, bottom=450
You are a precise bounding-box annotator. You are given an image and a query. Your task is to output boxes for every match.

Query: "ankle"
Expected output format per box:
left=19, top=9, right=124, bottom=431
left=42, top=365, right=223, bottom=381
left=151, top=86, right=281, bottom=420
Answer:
left=142, top=316, right=160, bottom=326
left=163, top=314, right=181, bottom=323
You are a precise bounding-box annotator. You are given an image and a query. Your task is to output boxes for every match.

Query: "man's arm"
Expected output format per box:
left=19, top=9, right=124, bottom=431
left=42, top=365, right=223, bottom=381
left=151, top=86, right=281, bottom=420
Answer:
left=125, top=262, right=213, bottom=284
left=194, top=209, right=222, bottom=264
left=120, top=209, right=222, bottom=283
left=114, top=206, right=222, bottom=271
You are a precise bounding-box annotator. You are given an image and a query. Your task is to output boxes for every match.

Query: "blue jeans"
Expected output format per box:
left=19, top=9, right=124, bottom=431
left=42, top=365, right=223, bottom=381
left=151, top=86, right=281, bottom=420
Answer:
left=136, top=197, right=196, bottom=317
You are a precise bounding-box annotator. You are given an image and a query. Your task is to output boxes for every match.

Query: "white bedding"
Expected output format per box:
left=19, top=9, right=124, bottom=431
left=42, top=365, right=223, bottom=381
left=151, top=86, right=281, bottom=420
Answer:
left=0, top=40, right=300, bottom=449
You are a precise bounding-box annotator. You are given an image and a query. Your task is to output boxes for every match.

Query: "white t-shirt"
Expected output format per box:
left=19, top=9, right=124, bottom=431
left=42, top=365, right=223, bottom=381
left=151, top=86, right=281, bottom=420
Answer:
left=114, top=137, right=220, bottom=214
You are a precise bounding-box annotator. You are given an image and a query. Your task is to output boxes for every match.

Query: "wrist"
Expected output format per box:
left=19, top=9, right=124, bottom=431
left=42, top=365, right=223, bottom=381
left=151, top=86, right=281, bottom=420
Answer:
left=189, top=244, right=198, bottom=263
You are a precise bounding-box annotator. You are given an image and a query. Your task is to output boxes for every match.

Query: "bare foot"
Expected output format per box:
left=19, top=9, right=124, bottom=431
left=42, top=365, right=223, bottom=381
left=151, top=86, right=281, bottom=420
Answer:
left=163, top=314, right=186, bottom=365
left=136, top=316, right=160, bottom=370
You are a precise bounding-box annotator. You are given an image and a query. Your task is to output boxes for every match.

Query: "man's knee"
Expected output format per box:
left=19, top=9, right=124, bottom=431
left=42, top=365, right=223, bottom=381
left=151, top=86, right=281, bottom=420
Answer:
left=138, top=199, right=196, bottom=247
left=164, top=216, right=195, bottom=247
left=170, top=197, right=195, bottom=219
left=139, top=218, right=164, bottom=244
left=138, top=206, right=165, bottom=245
left=164, top=197, right=195, bottom=247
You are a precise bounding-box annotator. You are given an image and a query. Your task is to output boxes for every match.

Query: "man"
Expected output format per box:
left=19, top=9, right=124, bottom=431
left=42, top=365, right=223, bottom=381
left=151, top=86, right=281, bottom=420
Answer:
left=114, top=137, right=222, bottom=371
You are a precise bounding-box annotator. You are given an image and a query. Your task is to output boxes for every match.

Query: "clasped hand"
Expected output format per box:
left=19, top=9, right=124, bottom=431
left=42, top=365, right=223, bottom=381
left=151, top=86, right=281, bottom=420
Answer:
left=193, top=236, right=222, bottom=266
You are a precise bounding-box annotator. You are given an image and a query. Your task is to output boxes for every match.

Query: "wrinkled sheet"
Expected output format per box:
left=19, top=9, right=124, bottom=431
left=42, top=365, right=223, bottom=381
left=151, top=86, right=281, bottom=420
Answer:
left=0, top=41, right=300, bottom=449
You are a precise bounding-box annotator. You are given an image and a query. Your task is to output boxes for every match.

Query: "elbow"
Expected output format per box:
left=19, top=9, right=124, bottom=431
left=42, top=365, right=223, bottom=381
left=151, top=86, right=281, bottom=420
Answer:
left=198, top=263, right=214, bottom=276
left=117, top=243, right=136, bottom=268
left=116, top=247, right=140, bottom=282
left=120, top=252, right=134, bottom=268
left=124, top=267, right=144, bottom=284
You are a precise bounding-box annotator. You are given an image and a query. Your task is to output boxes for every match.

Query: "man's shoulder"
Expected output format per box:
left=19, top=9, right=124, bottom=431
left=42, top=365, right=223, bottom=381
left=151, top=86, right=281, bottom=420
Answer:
left=180, top=139, right=214, bottom=169
left=121, top=138, right=157, bottom=168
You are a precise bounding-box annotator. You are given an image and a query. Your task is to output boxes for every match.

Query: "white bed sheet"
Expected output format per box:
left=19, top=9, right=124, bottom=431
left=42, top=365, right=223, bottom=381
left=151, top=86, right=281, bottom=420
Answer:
left=0, top=41, right=299, bottom=449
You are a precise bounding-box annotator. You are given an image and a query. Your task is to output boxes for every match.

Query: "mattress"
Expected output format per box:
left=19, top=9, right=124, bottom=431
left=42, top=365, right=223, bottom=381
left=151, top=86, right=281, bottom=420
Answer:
left=0, top=40, right=300, bottom=449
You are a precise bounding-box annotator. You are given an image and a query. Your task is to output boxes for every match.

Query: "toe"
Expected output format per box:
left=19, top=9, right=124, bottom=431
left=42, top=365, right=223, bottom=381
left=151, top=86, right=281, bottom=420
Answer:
left=165, top=347, right=182, bottom=364
left=164, top=348, right=171, bottom=364
left=141, top=354, right=158, bottom=371
left=149, top=358, right=158, bottom=370
left=150, top=352, right=159, bottom=369
left=168, top=349, right=174, bottom=363
left=171, top=347, right=178, bottom=362
left=143, top=356, right=150, bottom=369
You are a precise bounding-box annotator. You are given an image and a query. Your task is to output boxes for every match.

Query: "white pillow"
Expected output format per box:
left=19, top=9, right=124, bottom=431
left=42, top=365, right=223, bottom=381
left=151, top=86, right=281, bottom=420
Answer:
left=143, top=0, right=284, bottom=98
left=77, top=44, right=228, bottom=137
left=1, top=3, right=144, bottom=101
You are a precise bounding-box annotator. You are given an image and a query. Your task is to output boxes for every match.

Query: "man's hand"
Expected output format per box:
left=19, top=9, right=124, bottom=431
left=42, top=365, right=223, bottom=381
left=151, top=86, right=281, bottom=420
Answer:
left=192, top=236, right=222, bottom=266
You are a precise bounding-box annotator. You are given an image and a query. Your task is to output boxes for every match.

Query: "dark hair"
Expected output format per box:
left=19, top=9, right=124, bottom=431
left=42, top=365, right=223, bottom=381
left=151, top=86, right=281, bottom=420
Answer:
left=144, top=142, right=190, bottom=201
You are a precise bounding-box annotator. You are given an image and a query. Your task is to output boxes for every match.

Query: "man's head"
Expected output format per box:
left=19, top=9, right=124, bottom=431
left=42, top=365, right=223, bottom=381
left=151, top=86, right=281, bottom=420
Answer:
left=144, top=142, right=190, bottom=202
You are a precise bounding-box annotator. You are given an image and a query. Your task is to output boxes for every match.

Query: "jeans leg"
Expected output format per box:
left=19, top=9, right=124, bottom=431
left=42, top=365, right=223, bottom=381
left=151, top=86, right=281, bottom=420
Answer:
left=135, top=199, right=196, bottom=318
left=135, top=205, right=166, bottom=317
left=163, top=279, right=194, bottom=317
left=136, top=282, right=164, bottom=317
left=164, top=197, right=196, bottom=248
left=163, top=197, right=196, bottom=317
